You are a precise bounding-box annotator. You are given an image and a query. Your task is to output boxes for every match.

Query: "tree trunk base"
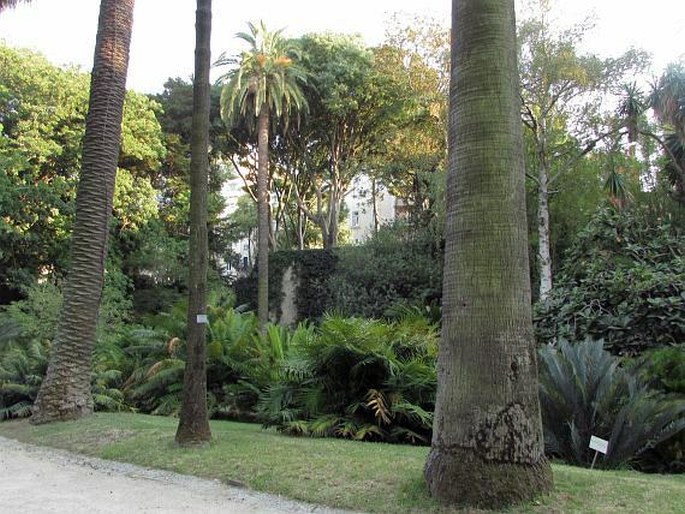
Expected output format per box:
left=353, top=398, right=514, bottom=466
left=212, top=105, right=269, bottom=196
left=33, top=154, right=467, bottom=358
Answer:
left=175, top=421, right=212, bottom=448
left=30, top=399, right=93, bottom=425
left=424, top=446, right=553, bottom=509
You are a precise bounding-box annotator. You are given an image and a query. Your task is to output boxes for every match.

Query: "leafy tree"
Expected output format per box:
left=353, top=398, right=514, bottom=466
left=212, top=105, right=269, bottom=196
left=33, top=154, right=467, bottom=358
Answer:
left=373, top=14, right=449, bottom=224
left=0, top=45, right=165, bottom=307
left=0, top=46, right=87, bottom=300
left=218, top=21, right=308, bottom=330
left=175, top=0, right=213, bottom=446
left=519, top=0, right=649, bottom=299
left=224, top=194, right=257, bottom=269
left=31, top=0, right=136, bottom=424
left=424, top=0, right=552, bottom=508
left=150, top=78, right=230, bottom=289
left=282, top=33, right=400, bottom=249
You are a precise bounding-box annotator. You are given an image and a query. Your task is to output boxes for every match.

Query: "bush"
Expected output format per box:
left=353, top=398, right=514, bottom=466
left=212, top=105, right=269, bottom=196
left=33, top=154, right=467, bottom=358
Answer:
left=535, top=206, right=685, bottom=355
left=259, top=313, right=438, bottom=445
left=538, top=339, right=685, bottom=470
left=234, top=222, right=442, bottom=324
left=233, top=249, right=337, bottom=323
left=631, top=346, right=685, bottom=473
left=326, top=222, right=442, bottom=319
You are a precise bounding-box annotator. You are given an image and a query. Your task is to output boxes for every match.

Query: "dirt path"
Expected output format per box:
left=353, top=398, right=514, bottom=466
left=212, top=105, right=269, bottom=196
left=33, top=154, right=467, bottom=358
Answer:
left=0, top=436, right=355, bottom=514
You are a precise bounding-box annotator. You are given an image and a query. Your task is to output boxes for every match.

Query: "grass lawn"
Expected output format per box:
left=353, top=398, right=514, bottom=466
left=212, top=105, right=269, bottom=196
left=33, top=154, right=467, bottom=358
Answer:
left=0, top=412, right=683, bottom=513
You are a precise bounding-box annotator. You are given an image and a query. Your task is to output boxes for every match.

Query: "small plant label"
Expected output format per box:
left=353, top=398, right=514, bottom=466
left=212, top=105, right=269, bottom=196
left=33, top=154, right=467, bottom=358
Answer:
left=589, top=435, right=609, bottom=454
left=196, top=314, right=209, bottom=324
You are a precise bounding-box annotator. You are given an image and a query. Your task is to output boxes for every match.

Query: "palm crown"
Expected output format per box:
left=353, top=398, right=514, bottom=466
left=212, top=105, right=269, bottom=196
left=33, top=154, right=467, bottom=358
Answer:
left=217, top=21, right=308, bottom=130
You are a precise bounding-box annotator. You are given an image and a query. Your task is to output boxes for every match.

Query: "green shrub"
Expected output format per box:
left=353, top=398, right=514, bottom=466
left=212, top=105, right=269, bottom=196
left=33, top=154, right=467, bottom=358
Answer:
left=535, top=206, right=685, bottom=355
left=538, top=339, right=685, bottom=470
left=637, top=346, right=685, bottom=396
left=233, top=222, right=442, bottom=323
left=630, top=346, right=685, bottom=473
left=259, top=314, right=438, bottom=445
left=0, top=338, right=49, bottom=419
left=326, top=222, right=442, bottom=319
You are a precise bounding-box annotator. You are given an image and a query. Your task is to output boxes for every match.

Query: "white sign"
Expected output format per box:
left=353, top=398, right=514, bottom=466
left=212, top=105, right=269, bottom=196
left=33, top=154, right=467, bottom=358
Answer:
left=196, top=314, right=209, bottom=324
left=589, top=435, right=609, bottom=455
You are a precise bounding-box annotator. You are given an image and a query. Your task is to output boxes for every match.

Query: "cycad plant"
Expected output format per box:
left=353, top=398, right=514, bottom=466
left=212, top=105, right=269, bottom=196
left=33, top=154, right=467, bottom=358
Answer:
left=538, top=339, right=685, bottom=469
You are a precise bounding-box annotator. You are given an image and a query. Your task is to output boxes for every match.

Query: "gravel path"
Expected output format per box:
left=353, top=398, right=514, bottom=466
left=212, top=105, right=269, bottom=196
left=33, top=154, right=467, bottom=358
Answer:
left=0, top=436, right=357, bottom=514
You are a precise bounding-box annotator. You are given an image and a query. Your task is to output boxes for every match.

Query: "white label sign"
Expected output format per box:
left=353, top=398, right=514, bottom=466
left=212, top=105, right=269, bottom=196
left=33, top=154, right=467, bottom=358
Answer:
left=196, top=314, right=209, bottom=324
left=589, top=435, right=609, bottom=454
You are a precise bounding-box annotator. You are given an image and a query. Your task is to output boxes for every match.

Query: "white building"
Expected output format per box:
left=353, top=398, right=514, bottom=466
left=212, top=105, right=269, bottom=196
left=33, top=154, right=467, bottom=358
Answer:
left=344, top=174, right=397, bottom=244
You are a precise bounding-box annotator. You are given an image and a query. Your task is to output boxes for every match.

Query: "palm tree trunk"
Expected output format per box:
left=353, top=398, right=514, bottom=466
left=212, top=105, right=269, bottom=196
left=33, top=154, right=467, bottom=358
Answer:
left=175, top=0, right=212, bottom=446
left=424, top=0, right=552, bottom=508
left=30, top=0, right=135, bottom=424
left=30, top=0, right=134, bottom=424
left=257, top=103, right=270, bottom=330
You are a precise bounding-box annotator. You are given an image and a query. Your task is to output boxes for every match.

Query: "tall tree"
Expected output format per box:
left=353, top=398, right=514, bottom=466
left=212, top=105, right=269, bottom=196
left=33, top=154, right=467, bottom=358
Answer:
left=424, top=0, right=552, bottom=508
left=175, top=0, right=212, bottom=446
left=278, top=33, right=401, bottom=249
left=30, top=0, right=135, bottom=424
left=218, top=21, right=307, bottom=330
left=519, top=0, right=648, bottom=300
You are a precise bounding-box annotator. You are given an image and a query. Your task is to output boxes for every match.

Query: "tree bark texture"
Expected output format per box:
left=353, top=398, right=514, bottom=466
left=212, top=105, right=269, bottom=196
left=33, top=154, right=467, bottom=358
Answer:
left=536, top=163, right=553, bottom=300
left=31, top=0, right=135, bottom=424
left=175, top=0, right=212, bottom=446
left=257, top=104, right=270, bottom=330
left=424, top=0, right=552, bottom=508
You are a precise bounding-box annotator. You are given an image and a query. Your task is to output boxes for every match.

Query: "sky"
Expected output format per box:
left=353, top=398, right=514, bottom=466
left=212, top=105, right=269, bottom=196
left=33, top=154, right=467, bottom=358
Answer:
left=0, top=0, right=683, bottom=94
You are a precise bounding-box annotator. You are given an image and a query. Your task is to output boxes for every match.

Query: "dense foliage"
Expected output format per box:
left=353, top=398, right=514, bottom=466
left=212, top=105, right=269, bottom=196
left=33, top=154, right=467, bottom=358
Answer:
left=259, top=314, right=438, bottom=444
left=538, top=339, right=685, bottom=471
left=535, top=203, right=685, bottom=355
left=234, top=222, right=442, bottom=322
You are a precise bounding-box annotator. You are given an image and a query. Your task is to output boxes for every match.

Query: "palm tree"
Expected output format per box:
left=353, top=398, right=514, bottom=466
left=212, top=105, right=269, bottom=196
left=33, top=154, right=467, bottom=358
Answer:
left=175, top=0, right=212, bottom=446
left=423, top=0, right=552, bottom=508
left=217, top=21, right=307, bottom=331
left=650, top=64, right=685, bottom=202
left=30, top=0, right=135, bottom=424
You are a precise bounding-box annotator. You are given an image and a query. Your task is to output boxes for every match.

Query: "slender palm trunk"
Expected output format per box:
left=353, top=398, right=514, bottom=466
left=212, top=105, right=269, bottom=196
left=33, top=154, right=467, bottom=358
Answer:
left=257, top=104, right=270, bottom=330
left=175, top=0, right=212, bottom=446
left=424, top=0, right=552, bottom=508
left=30, top=0, right=135, bottom=425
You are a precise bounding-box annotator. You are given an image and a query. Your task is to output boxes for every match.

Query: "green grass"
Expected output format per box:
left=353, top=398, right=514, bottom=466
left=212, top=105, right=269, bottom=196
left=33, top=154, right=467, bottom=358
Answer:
left=0, top=413, right=683, bottom=513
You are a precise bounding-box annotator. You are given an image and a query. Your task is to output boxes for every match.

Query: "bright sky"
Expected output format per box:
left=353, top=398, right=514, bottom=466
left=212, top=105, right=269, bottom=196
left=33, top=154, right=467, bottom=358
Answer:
left=0, top=0, right=682, bottom=94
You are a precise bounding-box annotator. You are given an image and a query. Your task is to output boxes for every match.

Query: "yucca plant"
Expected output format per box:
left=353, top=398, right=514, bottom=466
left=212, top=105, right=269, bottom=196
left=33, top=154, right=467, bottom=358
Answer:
left=538, top=339, right=685, bottom=469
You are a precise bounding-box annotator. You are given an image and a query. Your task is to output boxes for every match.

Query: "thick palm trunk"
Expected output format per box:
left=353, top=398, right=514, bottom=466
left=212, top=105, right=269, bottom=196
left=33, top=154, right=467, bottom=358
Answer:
left=424, top=0, right=552, bottom=508
left=257, top=104, right=270, bottom=330
left=175, top=0, right=212, bottom=446
left=30, top=0, right=134, bottom=425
